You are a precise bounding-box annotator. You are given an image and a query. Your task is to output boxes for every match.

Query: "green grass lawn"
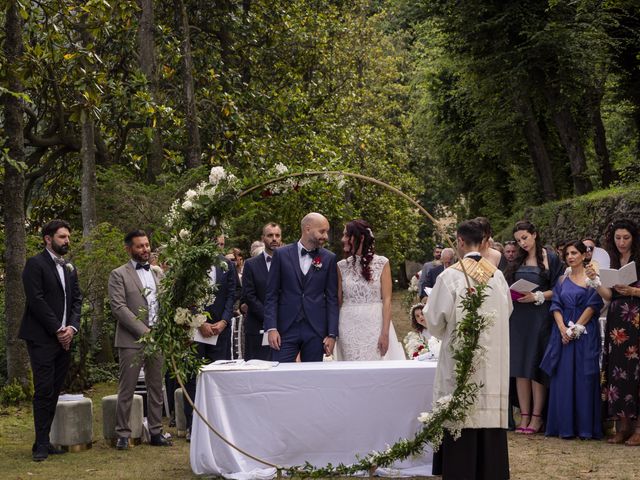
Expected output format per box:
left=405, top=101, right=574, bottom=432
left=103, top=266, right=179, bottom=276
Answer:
left=0, top=382, right=195, bottom=480
left=1, top=293, right=637, bottom=479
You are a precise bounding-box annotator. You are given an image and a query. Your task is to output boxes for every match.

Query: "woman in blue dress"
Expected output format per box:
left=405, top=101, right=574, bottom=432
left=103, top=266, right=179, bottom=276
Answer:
left=541, top=240, right=604, bottom=439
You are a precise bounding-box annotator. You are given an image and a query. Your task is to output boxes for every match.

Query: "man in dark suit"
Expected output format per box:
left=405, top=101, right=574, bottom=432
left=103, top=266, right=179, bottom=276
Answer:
left=183, top=252, right=237, bottom=437
left=19, top=219, right=82, bottom=461
left=108, top=230, right=170, bottom=450
left=264, top=212, right=339, bottom=362
left=241, top=222, right=282, bottom=360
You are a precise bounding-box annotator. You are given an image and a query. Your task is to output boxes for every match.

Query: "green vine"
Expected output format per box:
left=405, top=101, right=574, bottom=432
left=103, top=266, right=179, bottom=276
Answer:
left=141, top=165, right=492, bottom=476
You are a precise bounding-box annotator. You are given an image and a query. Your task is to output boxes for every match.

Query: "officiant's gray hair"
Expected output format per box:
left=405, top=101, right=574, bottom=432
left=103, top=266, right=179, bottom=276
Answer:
left=301, top=212, right=326, bottom=230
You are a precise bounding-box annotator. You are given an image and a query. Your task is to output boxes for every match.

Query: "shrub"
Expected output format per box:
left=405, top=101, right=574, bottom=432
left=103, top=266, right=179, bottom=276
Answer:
left=0, top=379, right=27, bottom=406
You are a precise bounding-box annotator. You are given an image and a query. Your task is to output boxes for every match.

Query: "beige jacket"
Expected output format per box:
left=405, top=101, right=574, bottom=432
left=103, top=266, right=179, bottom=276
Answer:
left=108, top=261, right=163, bottom=349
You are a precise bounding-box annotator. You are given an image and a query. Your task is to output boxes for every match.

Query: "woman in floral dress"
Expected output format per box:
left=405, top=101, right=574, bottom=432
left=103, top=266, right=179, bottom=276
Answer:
left=587, top=219, right=640, bottom=445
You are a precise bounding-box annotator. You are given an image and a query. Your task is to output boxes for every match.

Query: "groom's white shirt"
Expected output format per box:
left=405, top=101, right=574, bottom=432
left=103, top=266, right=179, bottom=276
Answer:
left=297, top=241, right=312, bottom=275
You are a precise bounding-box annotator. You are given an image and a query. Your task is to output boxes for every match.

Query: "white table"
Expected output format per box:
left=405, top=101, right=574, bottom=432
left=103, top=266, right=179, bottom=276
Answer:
left=190, top=360, right=436, bottom=479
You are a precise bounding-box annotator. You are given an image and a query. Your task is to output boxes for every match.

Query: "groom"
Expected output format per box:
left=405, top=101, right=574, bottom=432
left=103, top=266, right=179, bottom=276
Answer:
left=264, top=212, right=339, bottom=362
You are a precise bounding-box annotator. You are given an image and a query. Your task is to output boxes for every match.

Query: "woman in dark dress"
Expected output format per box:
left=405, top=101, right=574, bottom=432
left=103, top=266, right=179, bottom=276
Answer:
left=541, top=241, right=603, bottom=439
left=506, top=221, right=563, bottom=434
left=586, top=219, right=640, bottom=445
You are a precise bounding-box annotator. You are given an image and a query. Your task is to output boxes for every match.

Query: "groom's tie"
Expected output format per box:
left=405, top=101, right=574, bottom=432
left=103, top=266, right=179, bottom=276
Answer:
left=301, top=248, right=318, bottom=257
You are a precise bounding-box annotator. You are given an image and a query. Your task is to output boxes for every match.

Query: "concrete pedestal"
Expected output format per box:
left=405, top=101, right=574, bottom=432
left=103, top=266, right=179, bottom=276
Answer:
left=174, top=388, right=187, bottom=437
left=50, top=396, right=93, bottom=451
left=102, top=394, right=143, bottom=446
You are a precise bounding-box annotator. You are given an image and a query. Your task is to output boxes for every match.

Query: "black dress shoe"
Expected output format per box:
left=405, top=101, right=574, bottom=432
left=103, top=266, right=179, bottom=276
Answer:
left=115, top=437, right=129, bottom=450
left=149, top=433, right=172, bottom=446
left=47, top=444, right=66, bottom=455
left=32, top=444, right=49, bottom=462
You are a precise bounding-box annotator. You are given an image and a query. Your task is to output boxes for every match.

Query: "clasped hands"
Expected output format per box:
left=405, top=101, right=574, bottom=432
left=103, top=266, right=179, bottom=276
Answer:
left=267, top=330, right=336, bottom=356
left=57, top=326, right=75, bottom=350
left=560, top=322, right=585, bottom=344
left=198, top=320, right=227, bottom=337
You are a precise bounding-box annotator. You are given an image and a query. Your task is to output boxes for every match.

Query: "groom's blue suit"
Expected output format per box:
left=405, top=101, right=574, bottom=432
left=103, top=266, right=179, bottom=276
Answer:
left=264, top=243, right=339, bottom=362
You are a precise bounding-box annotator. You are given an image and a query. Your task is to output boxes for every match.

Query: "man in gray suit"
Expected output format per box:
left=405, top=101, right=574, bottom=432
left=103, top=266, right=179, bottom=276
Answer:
left=108, top=229, right=170, bottom=449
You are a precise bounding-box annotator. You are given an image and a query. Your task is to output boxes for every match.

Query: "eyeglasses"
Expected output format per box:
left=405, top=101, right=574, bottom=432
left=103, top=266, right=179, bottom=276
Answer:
left=504, top=241, right=516, bottom=245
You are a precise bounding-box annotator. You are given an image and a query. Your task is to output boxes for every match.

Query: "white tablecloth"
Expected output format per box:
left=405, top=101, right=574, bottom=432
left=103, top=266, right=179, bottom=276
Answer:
left=190, top=360, right=436, bottom=479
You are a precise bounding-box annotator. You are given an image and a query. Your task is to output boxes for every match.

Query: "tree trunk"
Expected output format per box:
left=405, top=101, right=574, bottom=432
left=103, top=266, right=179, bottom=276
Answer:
left=137, top=0, right=163, bottom=182
left=589, top=86, right=615, bottom=188
left=515, top=94, right=557, bottom=201
left=175, top=0, right=201, bottom=169
left=79, top=109, right=113, bottom=364
left=545, top=86, right=593, bottom=195
left=2, top=0, right=31, bottom=392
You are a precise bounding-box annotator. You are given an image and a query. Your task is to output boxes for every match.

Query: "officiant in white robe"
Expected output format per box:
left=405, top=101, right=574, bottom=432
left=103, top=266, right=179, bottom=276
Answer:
left=425, top=219, right=513, bottom=480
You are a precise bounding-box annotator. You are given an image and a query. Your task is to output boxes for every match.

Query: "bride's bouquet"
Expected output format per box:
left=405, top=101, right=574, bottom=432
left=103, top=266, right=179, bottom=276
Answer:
left=403, top=331, right=440, bottom=360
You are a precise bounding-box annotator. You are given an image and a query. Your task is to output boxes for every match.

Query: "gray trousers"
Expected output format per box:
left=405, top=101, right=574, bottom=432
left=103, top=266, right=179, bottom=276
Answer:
left=116, top=347, right=164, bottom=437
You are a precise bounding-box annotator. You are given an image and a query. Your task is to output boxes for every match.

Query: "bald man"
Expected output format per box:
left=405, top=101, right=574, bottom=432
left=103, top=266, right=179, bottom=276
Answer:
left=264, top=213, right=339, bottom=362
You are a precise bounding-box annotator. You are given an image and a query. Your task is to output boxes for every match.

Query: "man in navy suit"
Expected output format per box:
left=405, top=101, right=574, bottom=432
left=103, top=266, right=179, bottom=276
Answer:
left=183, top=252, right=237, bottom=437
left=264, top=212, right=339, bottom=362
left=241, top=222, right=282, bottom=360
left=19, top=219, right=82, bottom=461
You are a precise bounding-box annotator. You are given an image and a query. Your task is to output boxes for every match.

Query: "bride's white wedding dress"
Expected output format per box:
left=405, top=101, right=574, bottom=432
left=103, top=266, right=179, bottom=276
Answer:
left=335, top=254, right=406, bottom=361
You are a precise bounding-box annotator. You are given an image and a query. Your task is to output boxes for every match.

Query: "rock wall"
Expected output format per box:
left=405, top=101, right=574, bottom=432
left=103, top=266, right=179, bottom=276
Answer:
left=498, top=185, right=640, bottom=246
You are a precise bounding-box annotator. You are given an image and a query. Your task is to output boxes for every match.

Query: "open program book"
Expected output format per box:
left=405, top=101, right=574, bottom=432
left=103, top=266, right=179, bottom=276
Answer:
left=600, top=261, right=637, bottom=288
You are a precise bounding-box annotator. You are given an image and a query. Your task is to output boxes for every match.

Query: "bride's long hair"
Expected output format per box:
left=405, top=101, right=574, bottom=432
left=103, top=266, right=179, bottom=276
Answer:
left=345, top=219, right=375, bottom=282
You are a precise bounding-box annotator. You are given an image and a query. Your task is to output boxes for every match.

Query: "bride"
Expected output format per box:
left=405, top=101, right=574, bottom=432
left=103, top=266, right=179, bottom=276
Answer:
left=335, top=219, right=405, bottom=361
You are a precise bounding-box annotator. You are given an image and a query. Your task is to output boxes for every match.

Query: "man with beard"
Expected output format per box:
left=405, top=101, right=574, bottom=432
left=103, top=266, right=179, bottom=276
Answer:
left=20, top=219, right=82, bottom=461
left=108, top=230, right=170, bottom=450
left=241, top=222, right=283, bottom=360
left=503, top=241, right=517, bottom=263
left=265, top=213, right=339, bottom=362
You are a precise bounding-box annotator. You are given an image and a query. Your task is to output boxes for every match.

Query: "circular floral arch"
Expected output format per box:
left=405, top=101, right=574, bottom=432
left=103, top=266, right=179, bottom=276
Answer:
left=143, top=167, right=490, bottom=477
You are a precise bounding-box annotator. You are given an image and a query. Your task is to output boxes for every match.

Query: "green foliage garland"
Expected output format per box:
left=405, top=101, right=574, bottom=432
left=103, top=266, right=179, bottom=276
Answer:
left=144, top=165, right=492, bottom=476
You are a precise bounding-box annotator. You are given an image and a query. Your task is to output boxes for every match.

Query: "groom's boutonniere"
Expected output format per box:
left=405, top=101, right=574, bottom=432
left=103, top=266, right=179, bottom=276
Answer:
left=65, top=262, right=75, bottom=273
left=312, top=256, right=323, bottom=271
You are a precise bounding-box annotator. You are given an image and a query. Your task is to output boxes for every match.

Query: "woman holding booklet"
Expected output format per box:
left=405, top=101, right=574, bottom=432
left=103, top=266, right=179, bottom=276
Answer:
left=505, top=221, right=563, bottom=435
left=586, top=219, right=640, bottom=445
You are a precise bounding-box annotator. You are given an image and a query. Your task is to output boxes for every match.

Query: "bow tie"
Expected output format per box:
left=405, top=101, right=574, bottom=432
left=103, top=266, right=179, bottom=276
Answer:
left=53, top=257, right=66, bottom=267
left=265, top=256, right=272, bottom=263
left=301, top=248, right=318, bottom=257
left=136, top=263, right=150, bottom=271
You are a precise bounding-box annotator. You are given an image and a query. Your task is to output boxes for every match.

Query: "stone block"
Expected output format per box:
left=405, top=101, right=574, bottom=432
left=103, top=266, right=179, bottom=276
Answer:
left=101, top=394, right=143, bottom=445
left=50, top=396, right=93, bottom=451
left=174, top=388, right=186, bottom=437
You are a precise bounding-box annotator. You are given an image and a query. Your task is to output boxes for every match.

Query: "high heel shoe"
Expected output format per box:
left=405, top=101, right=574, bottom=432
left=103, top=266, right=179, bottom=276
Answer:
left=608, top=430, right=632, bottom=444
left=515, top=413, right=531, bottom=434
left=523, top=413, right=544, bottom=435
left=624, top=432, right=640, bottom=446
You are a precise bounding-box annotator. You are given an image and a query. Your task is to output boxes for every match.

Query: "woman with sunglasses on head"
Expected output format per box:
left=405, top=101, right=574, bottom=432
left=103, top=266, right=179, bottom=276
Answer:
left=586, top=219, right=640, bottom=445
left=541, top=241, right=604, bottom=439
left=505, top=221, right=563, bottom=435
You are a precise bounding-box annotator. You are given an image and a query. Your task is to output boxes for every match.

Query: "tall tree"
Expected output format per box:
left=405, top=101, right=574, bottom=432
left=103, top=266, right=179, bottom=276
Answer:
left=137, top=0, right=164, bottom=182
left=2, top=0, right=30, bottom=391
